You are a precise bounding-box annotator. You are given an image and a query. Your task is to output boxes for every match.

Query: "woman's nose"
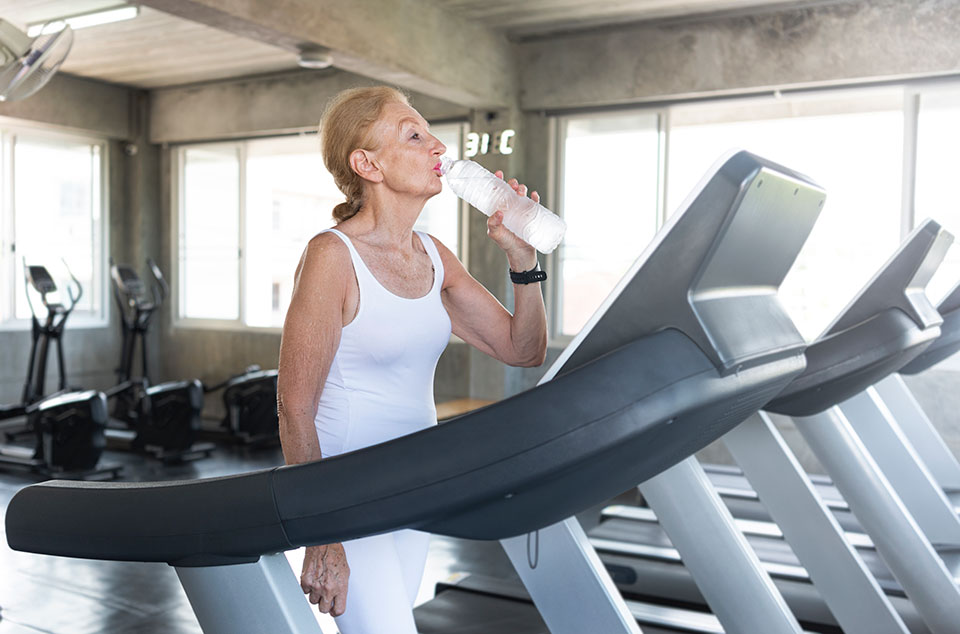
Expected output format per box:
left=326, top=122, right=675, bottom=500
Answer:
left=432, top=137, right=447, bottom=156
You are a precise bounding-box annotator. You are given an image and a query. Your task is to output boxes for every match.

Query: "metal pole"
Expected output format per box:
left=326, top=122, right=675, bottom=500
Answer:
left=501, top=518, right=641, bottom=634
left=874, top=374, right=960, bottom=491
left=795, top=406, right=960, bottom=634
left=724, top=412, right=907, bottom=634
left=176, top=553, right=321, bottom=634
left=640, top=456, right=802, bottom=634
left=838, top=388, right=960, bottom=549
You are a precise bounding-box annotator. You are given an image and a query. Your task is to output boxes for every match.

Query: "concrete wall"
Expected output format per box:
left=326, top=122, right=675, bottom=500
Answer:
left=150, top=69, right=471, bottom=144
left=517, top=0, right=960, bottom=111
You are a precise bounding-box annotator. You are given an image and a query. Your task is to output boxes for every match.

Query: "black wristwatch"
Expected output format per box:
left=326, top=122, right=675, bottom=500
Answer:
left=509, top=261, right=547, bottom=285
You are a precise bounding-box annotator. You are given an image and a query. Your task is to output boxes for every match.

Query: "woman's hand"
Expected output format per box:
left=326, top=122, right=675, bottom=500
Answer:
left=487, top=171, right=538, bottom=272
left=301, top=543, right=350, bottom=617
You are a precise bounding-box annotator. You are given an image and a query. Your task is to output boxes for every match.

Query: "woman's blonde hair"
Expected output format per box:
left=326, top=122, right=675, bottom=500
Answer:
left=319, top=85, right=410, bottom=223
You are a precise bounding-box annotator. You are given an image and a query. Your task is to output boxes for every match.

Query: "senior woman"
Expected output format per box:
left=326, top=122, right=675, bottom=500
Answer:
left=277, top=85, right=548, bottom=634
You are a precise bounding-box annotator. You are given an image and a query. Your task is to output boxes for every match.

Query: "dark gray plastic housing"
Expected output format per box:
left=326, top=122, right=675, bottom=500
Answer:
left=768, top=219, right=952, bottom=415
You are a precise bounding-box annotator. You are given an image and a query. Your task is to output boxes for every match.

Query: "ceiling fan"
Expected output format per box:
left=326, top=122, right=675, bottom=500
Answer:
left=0, top=19, right=73, bottom=102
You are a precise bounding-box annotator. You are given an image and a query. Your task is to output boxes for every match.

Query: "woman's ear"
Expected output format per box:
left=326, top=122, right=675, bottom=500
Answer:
left=350, top=149, right=383, bottom=184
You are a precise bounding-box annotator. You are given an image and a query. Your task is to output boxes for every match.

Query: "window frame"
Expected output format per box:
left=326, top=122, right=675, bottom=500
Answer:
left=172, top=122, right=469, bottom=334
left=0, top=119, right=110, bottom=332
left=549, top=107, right=666, bottom=345
left=172, top=140, right=244, bottom=332
left=549, top=82, right=960, bottom=342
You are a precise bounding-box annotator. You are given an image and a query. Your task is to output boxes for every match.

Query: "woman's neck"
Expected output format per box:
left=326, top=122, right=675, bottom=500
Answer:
left=348, top=188, right=427, bottom=250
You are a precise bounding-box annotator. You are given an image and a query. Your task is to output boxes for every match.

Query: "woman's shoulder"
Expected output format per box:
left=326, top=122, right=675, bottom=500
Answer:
left=421, top=233, right=467, bottom=288
left=300, top=230, right=353, bottom=275
left=421, top=232, right=454, bottom=258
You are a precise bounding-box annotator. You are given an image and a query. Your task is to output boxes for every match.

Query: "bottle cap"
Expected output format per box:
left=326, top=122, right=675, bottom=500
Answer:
left=438, top=155, right=454, bottom=175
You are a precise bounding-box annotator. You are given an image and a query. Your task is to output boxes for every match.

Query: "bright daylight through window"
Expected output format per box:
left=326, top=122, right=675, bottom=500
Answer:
left=557, top=90, right=908, bottom=342
left=558, top=113, right=660, bottom=336
left=915, top=88, right=960, bottom=306
left=1, top=131, right=105, bottom=327
left=177, top=123, right=462, bottom=329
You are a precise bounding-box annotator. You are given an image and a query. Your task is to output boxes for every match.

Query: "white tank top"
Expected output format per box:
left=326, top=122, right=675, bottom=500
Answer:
left=313, top=229, right=452, bottom=457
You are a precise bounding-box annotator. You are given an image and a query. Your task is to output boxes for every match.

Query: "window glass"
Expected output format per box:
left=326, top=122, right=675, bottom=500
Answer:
left=668, top=92, right=904, bottom=340
left=559, top=113, right=660, bottom=335
left=180, top=145, right=240, bottom=320
left=13, top=135, right=102, bottom=320
left=244, top=136, right=338, bottom=328
left=178, top=123, right=462, bottom=328
left=916, top=89, right=960, bottom=305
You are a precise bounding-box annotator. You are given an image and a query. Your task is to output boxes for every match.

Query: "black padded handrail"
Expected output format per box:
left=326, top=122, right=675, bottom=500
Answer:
left=5, top=151, right=825, bottom=567
left=767, top=219, right=952, bottom=416
left=6, top=331, right=804, bottom=566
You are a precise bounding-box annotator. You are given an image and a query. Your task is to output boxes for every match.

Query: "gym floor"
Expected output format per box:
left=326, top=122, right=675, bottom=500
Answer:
left=0, top=439, right=607, bottom=634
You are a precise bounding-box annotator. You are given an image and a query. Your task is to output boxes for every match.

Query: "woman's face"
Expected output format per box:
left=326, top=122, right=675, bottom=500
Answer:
left=367, top=101, right=447, bottom=199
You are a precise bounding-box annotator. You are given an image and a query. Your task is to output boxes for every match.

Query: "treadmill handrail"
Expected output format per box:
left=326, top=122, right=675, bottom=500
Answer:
left=824, top=218, right=951, bottom=337
left=5, top=151, right=824, bottom=568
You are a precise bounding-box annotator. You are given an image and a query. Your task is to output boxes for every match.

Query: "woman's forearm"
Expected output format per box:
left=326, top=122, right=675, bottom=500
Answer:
left=278, top=393, right=324, bottom=465
left=506, top=250, right=548, bottom=367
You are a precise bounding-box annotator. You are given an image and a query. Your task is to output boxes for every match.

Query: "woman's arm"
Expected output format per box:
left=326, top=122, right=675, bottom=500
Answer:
left=278, top=232, right=349, bottom=465
left=434, top=177, right=548, bottom=368
left=277, top=231, right=353, bottom=617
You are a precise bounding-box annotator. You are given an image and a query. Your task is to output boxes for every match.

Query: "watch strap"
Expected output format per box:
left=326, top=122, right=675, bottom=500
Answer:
left=509, top=262, right=547, bottom=284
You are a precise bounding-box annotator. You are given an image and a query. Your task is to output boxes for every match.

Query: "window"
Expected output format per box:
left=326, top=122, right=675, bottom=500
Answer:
left=176, top=123, right=464, bottom=329
left=0, top=128, right=107, bottom=328
left=915, top=88, right=960, bottom=305
left=552, top=89, right=913, bottom=341
left=668, top=91, right=904, bottom=340
left=556, top=112, right=661, bottom=336
left=242, top=136, right=337, bottom=327
left=180, top=144, right=241, bottom=321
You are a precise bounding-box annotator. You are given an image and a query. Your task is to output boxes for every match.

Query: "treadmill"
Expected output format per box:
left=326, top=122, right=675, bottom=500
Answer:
left=106, top=259, right=215, bottom=462
left=700, top=274, right=960, bottom=527
left=593, top=219, right=960, bottom=634
left=5, top=150, right=825, bottom=634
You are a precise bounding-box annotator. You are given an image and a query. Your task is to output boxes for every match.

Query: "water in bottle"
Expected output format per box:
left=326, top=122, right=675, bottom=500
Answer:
left=439, top=156, right=566, bottom=254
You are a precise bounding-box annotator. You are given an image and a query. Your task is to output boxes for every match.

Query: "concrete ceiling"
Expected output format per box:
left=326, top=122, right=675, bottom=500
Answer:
left=436, top=0, right=839, bottom=37
left=0, top=0, right=832, bottom=96
left=0, top=2, right=298, bottom=88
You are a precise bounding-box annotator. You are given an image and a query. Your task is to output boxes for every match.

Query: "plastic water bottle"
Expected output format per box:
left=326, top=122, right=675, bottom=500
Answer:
left=439, top=156, right=566, bottom=254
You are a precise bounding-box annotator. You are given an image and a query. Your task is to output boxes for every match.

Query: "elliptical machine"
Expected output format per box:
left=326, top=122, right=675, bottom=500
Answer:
left=0, top=261, right=120, bottom=478
left=202, top=366, right=279, bottom=446
left=114, top=258, right=279, bottom=446
left=3, top=261, right=82, bottom=416
left=106, top=258, right=213, bottom=463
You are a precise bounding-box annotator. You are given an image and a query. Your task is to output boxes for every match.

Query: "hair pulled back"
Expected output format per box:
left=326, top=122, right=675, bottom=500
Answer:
left=319, top=86, right=410, bottom=223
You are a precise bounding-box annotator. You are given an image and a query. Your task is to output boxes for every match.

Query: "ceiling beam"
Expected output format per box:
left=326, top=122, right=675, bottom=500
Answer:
left=518, top=0, right=960, bottom=111
left=139, top=0, right=516, bottom=108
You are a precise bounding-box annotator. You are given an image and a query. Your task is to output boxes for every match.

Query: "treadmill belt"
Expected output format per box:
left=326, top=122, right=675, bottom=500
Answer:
left=415, top=589, right=549, bottom=634
left=414, top=587, right=695, bottom=634
left=591, top=517, right=903, bottom=594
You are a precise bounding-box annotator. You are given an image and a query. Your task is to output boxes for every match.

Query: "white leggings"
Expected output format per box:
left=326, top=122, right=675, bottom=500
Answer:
left=334, top=529, right=431, bottom=634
